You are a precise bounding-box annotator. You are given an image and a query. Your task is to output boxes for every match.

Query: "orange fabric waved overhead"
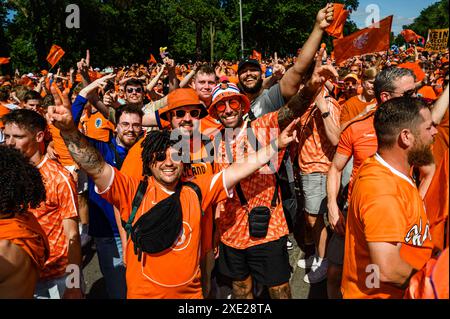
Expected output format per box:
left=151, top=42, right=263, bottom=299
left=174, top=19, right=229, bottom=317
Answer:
left=401, top=29, right=420, bottom=43
left=0, top=57, right=10, bottom=64
left=252, top=50, right=262, bottom=62
left=326, top=3, right=349, bottom=39
left=333, top=15, right=393, bottom=64
left=46, top=45, right=65, bottom=68
left=148, top=54, right=157, bottom=64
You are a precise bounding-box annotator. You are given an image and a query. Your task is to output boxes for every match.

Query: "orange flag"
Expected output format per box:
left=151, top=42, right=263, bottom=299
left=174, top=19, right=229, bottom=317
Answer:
left=46, top=45, right=65, bottom=68
left=401, top=29, right=420, bottom=43
left=0, top=57, right=10, bottom=65
left=424, top=149, right=449, bottom=251
left=398, top=61, right=426, bottom=82
left=332, top=15, right=393, bottom=64
left=252, top=50, right=262, bottom=62
left=326, top=3, right=349, bottom=39
left=148, top=54, right=157, bottom=64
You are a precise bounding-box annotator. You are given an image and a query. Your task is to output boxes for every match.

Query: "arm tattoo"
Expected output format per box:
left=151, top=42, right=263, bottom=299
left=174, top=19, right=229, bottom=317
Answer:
left=60, top=129, right=106, bottom=178
left=278, top=88, right=315, bottom=130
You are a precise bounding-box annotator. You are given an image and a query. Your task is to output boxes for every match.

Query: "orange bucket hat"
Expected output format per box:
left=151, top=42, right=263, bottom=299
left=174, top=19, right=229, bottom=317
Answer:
left=158, top=88, right=208, bottom=121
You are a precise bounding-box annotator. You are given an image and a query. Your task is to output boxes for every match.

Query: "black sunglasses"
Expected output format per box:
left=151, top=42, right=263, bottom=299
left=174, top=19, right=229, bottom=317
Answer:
left=172, top=109, right=201, bottom=118
left=126, top=87, right=142, bottom=94
left=154, top=149, right=183, bottom=162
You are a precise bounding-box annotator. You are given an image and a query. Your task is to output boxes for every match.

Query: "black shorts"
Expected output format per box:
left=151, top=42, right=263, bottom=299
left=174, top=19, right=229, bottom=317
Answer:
left=217, top=236, right=291, bottom=287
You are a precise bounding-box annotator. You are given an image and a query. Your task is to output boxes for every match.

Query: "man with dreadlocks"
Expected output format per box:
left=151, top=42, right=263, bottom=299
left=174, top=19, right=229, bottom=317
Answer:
left=0, top=146, right=50, bottom=298
left=48, top=87, right=300, bottom=298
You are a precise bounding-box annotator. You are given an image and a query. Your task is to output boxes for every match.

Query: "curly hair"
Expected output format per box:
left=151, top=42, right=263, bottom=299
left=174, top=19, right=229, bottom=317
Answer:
left=0, top=145, right=46, bottom=216
left=140, top=129, right=193, bottom=176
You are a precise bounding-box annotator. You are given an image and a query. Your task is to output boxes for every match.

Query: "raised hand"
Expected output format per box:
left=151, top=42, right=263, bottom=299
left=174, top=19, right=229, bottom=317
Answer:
left=328, top=202, right=346, bottom=236
left=47, top=85, right=76, bottom=132
left=277, top=118, right=300, bottom=149
left=316, top=3, right=334, bottom=30
left=306, top=48, right=339, bottom=93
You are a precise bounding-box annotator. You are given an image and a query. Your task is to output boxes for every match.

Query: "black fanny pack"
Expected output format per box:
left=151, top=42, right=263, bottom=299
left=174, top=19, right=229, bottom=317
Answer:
left=235, top=181, right=279, bottom=238
left=123, top=178, right=203, bottom=261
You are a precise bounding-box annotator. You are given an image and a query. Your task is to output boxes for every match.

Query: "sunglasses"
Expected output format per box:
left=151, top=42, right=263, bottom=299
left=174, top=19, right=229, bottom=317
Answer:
left=172, top=109, right=202, bottom=118
left=126, top=87, right=142, bottom=94
left=215, top=99, right=241, bottom=113
left=388, top=88, right=417, bottom=97
left=154, top=149, right=183, bottom=162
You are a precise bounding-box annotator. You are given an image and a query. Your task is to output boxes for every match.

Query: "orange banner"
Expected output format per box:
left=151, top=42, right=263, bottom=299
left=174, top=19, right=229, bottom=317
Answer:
left=333, top=15, right=393, bottom=64
left=0, top=57, right=10, bottom=65
left=252, top=50, right=262, bottom=62
left=326, top=3, right=349, bottom=39
left=46, top=45, right=65, bottom=68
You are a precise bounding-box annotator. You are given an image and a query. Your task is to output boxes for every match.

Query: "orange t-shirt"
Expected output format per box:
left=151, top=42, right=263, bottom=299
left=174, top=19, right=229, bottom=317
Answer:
left=29, top=156, right=78, bottom=280
left=340, top=95, right=376, bottom=126
left=336, top=112, right=378, bottom=198
left=297, top=90, right=341, bottom=174
left=121, top=136, right=216, bottom=258
left=0, top=212, right=50, bottom=271
left=342, top=155, right=433, bottom=299
left=214, top=111, right=289, bottom=249
left=0, top=103, right=10, bottom=129
left=97, top=166, right=230, bottom=299
left=48, top=124, right=76, bottom=167
left=78, top=109, right=115, bottom=142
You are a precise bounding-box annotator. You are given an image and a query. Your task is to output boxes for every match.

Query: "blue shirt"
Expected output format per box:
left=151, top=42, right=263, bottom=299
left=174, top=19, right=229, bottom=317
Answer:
left=72, top=95, right=127, bottom=237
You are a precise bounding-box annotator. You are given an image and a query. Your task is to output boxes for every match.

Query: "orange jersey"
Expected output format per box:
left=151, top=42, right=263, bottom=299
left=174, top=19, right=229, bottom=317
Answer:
left=48, top=124, right=75, bottom=167
left=342, top=155, right=433, bottom=299
left=0, top=212, right=50, bottom=271
left=97, top=166, right=230, bottom=299
left=29, top=156, right=78, bottom=280
left=78, top=109, right=114, bottom=142
left=297, top=91, right=341, bottom=174
left=337, top=112, right=377, bottom=198
left=340, top=95, right=375, bottom=125
left=214, top=111, right=289, bottom=249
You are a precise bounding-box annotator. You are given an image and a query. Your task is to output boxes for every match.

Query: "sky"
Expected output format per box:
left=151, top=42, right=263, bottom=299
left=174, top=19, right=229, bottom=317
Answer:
left=349, top=0, right=440, bottom=35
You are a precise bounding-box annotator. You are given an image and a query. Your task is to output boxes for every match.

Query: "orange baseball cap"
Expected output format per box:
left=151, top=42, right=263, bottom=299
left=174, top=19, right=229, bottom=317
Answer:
left=343, top=73, right=359, bottom=82
left=158, top=88, right=207, bottom=121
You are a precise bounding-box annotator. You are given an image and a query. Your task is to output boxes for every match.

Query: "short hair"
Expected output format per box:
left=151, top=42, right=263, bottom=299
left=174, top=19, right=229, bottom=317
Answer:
left=2, top=109, right=47, bottom=134
left=115, top=104, right=144, bottom=124
left=23, top=90, right=43, bottom=103
left=0, top=145, right=46, bottom=215
left=124, top=78, right=144, bottom=91
left=374, top=67, right=415, bottom=104
left=374, top=96, right=428, bottom=150
left=194, top=65, right=216, bottom=79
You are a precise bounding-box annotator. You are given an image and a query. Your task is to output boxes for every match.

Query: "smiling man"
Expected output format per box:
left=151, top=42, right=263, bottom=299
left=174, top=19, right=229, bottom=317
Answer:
left=47, top=90, right=299, bottom=298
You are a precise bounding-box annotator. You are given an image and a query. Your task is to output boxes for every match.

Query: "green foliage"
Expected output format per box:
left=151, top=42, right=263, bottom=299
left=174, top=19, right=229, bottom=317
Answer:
left=2, top=0, right=362, bottom=72
left=394, top=0, right=449, bottom=46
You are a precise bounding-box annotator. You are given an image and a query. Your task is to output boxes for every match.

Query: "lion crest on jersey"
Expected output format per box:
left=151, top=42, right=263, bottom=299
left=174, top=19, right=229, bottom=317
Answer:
left=95, top=118, right=102, bottom=128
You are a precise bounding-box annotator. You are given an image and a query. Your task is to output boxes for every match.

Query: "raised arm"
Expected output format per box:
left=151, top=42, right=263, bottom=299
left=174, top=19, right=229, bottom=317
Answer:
left=47, top=86, right=113, bottom=191
left=431, top=84, right=449, bottom=125
left=315, top=93, right=341, bottom=146
left=279, top=3, right=334, bottom=100
left=147, top=65, right=166, bottom=92
left=223, top=119, right=299, bottom=191
left=278, top=47, right=339, bottom=131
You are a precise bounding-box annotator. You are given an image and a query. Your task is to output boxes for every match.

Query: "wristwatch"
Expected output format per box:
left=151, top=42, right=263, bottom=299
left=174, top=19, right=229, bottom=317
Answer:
left=321, top=111, right=330, bottom=119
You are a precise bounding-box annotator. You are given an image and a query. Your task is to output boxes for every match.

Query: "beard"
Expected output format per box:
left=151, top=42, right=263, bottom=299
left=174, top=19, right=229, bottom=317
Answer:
left=240, top=78, right=263, bottom=94
left=407, top=143, right=435, bottom=167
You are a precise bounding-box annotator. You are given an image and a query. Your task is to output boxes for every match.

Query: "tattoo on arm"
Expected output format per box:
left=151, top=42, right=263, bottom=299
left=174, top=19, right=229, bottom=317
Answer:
left=278, top=89, right=315, bottom=130
left=232, top=279, right=253, bottom=299
left=60, top=129, right=106, bottom=178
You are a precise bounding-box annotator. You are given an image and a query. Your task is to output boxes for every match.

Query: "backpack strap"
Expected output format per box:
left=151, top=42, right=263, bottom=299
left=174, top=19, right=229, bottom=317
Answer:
left=123, top=177, right=148, bottom=238
left=108, top=131, right=124, bottom=170
left=182, top=181, right=205, bottom=216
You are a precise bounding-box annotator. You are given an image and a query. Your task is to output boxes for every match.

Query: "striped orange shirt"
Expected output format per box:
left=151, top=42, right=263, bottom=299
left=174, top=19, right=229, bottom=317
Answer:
left=214, top=111, right=289, bottom=249
left=29, top=156, right=78, bottom=280
left=297, top=89, right=341, bottom=174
